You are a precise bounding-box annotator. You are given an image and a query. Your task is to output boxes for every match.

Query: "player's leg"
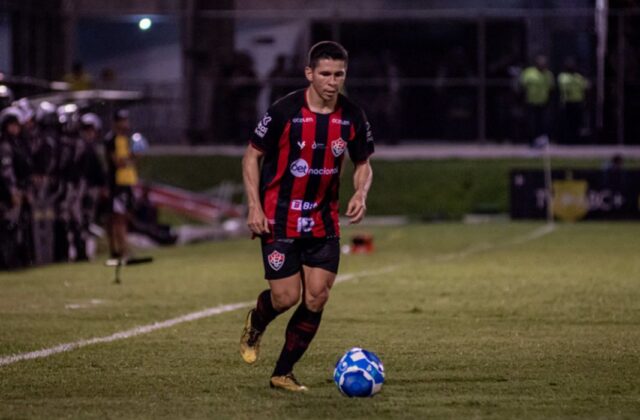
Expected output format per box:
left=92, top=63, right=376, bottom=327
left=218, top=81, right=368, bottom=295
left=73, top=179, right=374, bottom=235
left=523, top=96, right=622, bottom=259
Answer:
left=270, top=238, right=339, bottom=391
left=108, top=188, right=130, bottom=259
left=240, top=239, right=302, bottom=364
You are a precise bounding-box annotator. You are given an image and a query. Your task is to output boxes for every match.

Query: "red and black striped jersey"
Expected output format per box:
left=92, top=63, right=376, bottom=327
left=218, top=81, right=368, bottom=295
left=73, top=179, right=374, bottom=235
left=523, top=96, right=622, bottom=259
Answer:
left=250, top=88, right=374, bottom=239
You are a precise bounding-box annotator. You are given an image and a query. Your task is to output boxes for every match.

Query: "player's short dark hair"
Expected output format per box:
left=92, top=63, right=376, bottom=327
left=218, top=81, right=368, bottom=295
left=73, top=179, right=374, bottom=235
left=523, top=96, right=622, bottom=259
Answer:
left=307, top=41, right=348, bottom=68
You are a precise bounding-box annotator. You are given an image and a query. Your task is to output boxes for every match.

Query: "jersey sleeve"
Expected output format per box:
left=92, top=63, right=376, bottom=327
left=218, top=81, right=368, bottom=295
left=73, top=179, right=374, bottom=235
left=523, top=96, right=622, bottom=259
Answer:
left=249, top=105, right=286, bottom=153
left=348, top=109, right=375, bottom=163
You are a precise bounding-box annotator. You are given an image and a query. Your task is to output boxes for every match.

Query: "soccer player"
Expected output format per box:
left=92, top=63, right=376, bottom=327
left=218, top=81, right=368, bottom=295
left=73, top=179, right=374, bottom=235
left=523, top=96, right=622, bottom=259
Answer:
left=240, top=41, right=374, bottom=392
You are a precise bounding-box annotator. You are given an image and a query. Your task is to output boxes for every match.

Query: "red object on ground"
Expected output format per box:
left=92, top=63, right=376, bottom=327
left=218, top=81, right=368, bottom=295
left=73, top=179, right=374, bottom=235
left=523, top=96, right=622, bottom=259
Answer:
left=351, top=234, right=374, bottom=254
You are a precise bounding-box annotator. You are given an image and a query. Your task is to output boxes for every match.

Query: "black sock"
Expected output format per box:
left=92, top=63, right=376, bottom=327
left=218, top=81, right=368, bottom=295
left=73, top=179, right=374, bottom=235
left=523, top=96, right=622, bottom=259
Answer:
left=272, top=303, right=323, bottom=377
left=251, top=289, right=282, bottom=332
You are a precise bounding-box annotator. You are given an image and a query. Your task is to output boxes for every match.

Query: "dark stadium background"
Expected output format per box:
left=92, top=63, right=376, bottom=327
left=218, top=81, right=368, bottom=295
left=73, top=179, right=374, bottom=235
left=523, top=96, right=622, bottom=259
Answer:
left=2, top=0, right=639, bottom=145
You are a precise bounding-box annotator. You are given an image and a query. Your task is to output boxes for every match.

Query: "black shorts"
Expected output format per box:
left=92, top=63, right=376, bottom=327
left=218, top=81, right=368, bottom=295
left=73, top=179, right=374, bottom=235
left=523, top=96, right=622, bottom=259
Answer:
left=261, top=237, right=340, bottom=280
left=111, top=186, right=134, bottom=215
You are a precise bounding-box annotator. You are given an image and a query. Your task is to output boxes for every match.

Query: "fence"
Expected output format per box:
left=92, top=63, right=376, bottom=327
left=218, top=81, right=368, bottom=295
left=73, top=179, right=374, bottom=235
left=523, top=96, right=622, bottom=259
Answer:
left=53, top=7, right=640, bottom=145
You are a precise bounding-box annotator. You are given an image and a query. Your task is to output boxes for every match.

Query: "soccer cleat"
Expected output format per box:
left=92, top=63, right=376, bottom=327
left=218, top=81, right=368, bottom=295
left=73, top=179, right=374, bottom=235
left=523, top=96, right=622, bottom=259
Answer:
left=240, top=309, right=263, bottom=364
left=270, top=373, right=309, bottom=392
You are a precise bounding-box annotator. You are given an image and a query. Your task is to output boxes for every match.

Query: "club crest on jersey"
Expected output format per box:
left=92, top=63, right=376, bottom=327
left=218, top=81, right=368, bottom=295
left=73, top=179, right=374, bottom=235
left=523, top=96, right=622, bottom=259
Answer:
left=267, top=250, right=285, bottom=271
left=331, top=138, right=347, bottom=157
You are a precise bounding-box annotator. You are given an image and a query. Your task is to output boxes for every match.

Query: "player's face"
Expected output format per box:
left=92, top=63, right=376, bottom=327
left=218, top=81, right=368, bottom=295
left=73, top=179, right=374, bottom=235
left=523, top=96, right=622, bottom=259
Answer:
left=305, top=59, right=347, bottom=103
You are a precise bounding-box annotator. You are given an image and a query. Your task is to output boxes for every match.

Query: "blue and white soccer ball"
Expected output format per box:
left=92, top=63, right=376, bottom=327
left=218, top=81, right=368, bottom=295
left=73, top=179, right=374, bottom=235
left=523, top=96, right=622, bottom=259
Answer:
left=333, top=347, right=385, bottom=397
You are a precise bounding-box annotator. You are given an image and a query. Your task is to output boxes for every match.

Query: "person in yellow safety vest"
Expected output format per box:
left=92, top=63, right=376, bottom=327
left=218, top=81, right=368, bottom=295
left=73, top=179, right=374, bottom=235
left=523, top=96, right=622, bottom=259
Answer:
left=558, top=57, right=589, bottom=144
left=520, top=54, right=555, bottom=146
left=63, top=62, right=94, bottom=91
left=104, top=109, right=138, bottom=260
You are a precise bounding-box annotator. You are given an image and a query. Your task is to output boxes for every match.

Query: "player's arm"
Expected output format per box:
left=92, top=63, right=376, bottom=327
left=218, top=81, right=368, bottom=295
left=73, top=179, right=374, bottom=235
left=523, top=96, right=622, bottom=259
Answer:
left=242, top=145, right=270, bottom=234
left=346, top=159, right=373, bottom=224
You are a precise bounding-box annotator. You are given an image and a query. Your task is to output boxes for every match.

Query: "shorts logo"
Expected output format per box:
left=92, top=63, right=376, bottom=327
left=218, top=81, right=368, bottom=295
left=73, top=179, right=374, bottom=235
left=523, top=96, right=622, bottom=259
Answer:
left=331, top=138, right=347, bottom=157
left=297, top=217, right=315, bottom=233
left=290, top=159, right=309, bottom=177
left=267, top=250, right=285, bottom=271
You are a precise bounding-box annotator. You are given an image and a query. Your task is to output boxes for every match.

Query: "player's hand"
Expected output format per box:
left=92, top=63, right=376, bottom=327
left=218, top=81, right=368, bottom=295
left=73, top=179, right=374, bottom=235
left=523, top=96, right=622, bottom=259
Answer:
left=247, top=205, right=271, bottom=235
left=346, top=192, right=367, bottom=224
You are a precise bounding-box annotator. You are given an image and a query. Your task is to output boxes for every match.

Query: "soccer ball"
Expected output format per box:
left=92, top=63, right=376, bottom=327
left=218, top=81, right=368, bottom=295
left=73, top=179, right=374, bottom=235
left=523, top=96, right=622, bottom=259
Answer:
left=333, top=347, right=385, bottom=397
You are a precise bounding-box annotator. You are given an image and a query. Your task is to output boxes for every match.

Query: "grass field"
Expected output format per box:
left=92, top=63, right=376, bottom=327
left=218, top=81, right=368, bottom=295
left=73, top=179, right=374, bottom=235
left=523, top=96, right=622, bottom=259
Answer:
left=1, top=222, right=640, bottom=419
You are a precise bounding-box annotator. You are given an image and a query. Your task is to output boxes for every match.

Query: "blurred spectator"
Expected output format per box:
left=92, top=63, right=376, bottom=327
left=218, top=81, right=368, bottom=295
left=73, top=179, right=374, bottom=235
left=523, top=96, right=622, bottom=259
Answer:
left=436, top=46, right=475, bottom=140
left=557, top=57, right=589, bottom=144
left=381, top=50, right=401, bottom=144
left=602, top=153, right=625, bottom=189
left=520, top=54, right=555, bottom=145
left=73, top=113, right=107, bottom=260
left=228, top=52, right=260, bottom=143
left=64, top=61, right=93, bottom=91
left=0, top=84, right=13, bottom=110
left=269, top=55, right=291, bottom=104
left=98, top=67, right=118, bottom=90
left=0, top=107, right=31, bottom=268
left=104, top=109, right=138, bottom=259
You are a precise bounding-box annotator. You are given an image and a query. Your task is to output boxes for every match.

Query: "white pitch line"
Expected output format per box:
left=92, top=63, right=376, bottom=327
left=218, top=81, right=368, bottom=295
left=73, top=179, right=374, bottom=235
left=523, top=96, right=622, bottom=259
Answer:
left=0, top=268, right=395, bottom=368
left=0, top=225, right=556, bottom=368
left=435, top=223, right=556, bottom=262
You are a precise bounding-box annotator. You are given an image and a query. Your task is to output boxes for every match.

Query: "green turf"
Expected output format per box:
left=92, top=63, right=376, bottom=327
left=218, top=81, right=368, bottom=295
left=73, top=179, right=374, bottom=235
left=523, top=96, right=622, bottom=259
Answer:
left=1, top=222, right=640, bottom=418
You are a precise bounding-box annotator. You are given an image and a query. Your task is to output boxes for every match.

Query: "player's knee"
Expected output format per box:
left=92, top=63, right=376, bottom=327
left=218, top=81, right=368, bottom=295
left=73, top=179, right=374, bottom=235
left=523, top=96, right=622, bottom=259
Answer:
left=305, top=287, right=330, bottom=311
left=271, top=290, right=300, bottom=311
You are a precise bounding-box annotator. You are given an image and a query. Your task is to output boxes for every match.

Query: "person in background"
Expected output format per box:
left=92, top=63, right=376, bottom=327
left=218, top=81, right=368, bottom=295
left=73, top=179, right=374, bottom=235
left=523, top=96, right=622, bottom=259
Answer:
left=104, top=109, right=137, bottom=260
left=520, top=54, right=555, bottom=145
left=73, top=113, right=107, bottom=260
left=557, top=57, right=589, bottom=144
left=0, top=108, right=22, bottom=269
left=64, top=61, right=93, bottom=91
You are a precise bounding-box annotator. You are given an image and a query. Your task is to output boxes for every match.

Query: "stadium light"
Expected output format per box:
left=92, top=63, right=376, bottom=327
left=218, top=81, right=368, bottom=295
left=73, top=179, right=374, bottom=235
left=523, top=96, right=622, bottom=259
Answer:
left=138, top=17, right=152, bottom=31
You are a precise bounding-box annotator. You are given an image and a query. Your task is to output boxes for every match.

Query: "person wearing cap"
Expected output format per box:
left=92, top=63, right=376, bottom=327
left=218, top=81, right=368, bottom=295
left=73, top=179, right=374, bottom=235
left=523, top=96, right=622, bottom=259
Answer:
left=104, top=109, right=138, bottom=260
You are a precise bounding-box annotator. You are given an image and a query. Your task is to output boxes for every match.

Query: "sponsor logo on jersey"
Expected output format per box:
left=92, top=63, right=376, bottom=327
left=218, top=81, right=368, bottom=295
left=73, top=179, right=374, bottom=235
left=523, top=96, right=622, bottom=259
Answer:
left=292, top=117, right=314, bottom=124
left=296, top=217, right=315, bottom=233
left=309, top=167, right=339, bottom=176
left=331, top=118, right=351, bottom=126
left=254, top=113, right=272, bottom=138
left=290, top=159, right=337, bottom=177
left=331, top=137, right=347, bottom=157
left=365, top=121, right=374, bottom=143
left=291, top=200, right=318, bottom=211
left=296, top=141, right=325, bottom=150
left=267, top=250, right=285, bottom=271
left=290, top=159, right=309, bottom=177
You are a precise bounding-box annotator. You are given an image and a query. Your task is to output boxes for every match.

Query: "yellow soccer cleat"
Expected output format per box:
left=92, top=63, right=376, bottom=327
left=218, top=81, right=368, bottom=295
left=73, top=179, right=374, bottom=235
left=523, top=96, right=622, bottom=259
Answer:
left=270, top=373, right=309, bottom=392
left=239, top=309, right=262, bottom=364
